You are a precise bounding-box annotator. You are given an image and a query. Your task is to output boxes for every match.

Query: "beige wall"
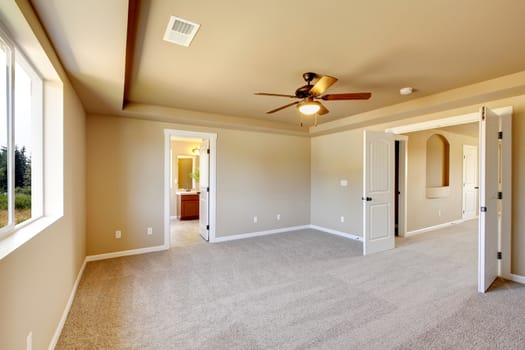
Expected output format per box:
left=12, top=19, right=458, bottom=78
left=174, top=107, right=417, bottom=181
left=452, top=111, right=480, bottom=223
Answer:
left=0, top=3, right=86, bottom=349
left=510, top=98, right=525, bottom=275
left=216, top=128, right=310, bottom=235
left=311, top=129, right=364, bottom=236
left=404, top=129, right=477, bottom=231
left=86, top=115, right=311, bottom=254
left=0, top=84, right=85, bottom=350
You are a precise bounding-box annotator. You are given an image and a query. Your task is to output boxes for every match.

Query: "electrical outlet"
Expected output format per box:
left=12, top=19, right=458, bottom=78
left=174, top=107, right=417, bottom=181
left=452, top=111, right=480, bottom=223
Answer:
left=340, top=216, right=345, bottom=223
left=253, top=216, right=258, bottom=223
left=115, top=230, right=122, bottom=239
left=277, top=214, right=281, bottom=221
left=438, top=210, right=442, bottom=217
left=27, top=332, right=32, bottom=350
left=147, top=227, right=153, bottom=235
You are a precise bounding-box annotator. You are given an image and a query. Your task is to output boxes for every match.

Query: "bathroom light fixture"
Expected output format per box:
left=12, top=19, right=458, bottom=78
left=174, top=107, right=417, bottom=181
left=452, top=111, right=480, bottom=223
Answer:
left=297, top=100, right=321, bottom=115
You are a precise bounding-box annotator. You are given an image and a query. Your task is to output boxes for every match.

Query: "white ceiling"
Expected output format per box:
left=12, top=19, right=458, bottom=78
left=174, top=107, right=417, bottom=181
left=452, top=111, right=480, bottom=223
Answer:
left=30, top=0, right=525, bottom=133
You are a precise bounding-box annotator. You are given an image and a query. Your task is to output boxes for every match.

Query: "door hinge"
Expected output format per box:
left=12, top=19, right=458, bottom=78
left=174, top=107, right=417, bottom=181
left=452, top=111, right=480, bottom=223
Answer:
left=497, top=251, right=502, bottom=260
left=498, top=131, right=503, bottom=140
left=480, top=206, right=487, bottom=212
left=498, top=192, right=503, bottom=199
left=207, top=148, right=210, bottom=154
left=361, top=197, right=372, bottom=201
left=207, top=187, right=210, bottom=193
left=206, top=224, right=210, bottom=230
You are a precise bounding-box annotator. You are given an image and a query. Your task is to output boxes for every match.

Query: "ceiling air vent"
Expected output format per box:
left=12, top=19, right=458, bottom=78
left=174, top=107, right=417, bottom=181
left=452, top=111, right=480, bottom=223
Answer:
left=163, top=16, right=200, bottom=47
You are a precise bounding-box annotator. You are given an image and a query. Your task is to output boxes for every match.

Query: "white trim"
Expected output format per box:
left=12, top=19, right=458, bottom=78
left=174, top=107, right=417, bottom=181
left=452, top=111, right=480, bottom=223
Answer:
left=164, top=129, right=217, bottom=246
left=211, top=225, right=310, bottom=243
left=386, top=106, right=512, bottom=135
left=462, top=144, right=478, bottom=220
left=405, top=217, right=476, bottom=237
left=507, top=273, right=525, bottom=285
left=310, top=225, right=363, bottom=242
left=85, top=244, right=168, bottom=262
left=0, top=215, right=61, bottom=260
left=48, top=258, right=87, bottom=350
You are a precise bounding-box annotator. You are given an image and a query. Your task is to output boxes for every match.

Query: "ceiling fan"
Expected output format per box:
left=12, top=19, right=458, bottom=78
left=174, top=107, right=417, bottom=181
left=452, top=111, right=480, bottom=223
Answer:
left=255, top=72, right=371, bottom=116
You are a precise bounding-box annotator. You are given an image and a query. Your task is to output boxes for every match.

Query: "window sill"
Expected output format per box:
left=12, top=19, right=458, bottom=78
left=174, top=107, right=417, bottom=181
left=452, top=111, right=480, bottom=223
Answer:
left=0, top=215, right=62, bottom=260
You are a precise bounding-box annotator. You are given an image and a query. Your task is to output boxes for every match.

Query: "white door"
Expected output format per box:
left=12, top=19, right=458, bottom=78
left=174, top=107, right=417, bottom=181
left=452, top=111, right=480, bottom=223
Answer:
left=199, top=139, right=210, bottom=241
left=478, top=107, right=499, bottom=292
left=462, top=145, right=478, bottom=219
left=363, top=130, right=395, bottom=255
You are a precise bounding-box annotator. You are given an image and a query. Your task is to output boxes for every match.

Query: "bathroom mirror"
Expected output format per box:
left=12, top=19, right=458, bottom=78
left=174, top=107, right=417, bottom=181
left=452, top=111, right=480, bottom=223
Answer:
left=177, top=156, right=198, bottom=190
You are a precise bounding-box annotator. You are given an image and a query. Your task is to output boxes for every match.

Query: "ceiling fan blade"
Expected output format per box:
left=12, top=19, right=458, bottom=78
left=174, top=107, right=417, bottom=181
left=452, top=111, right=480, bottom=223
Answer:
left=309, top=75, right=338, bottom=96
left=255, top=92, right=297, bottom=98
left=317, top=102, right=329, bottom=115
left=267, top=101, right=300, bottom=114
left=321, top=92, right=372, bottom=100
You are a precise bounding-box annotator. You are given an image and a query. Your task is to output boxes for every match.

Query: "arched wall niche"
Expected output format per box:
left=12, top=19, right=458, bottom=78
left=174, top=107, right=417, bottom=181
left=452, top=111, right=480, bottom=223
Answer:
left=426, top=134, right=451, bottom=198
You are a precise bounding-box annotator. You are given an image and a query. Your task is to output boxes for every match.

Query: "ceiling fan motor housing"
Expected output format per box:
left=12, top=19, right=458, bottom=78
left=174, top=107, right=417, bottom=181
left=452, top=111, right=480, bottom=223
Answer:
left=295, top=84, right=313, bottom=98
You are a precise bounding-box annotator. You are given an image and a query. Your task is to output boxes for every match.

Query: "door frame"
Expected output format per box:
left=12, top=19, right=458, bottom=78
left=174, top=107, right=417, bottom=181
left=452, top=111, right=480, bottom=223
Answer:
left=394, top=135, right=408, bottom=237
left=164, top=129, right=217, bottom=246
left=462, top=144, right=478, bottom=220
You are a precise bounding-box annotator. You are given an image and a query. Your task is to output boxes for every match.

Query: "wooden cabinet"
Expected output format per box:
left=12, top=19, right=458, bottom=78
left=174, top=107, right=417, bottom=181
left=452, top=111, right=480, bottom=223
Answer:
left=177, top=194, right=199, bottom=220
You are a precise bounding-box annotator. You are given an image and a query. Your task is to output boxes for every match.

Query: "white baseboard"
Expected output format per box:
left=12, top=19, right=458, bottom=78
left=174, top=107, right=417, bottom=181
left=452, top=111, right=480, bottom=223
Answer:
left=211, top=225, right=310, bottom=243
left=405, top=217, right=476, bottom=237
left=309, top=225, right=363, bottom=242
left=211, top=225, right=363, bottom=243
left=507, top=273, right=525, bottom=285
left=48, top=258, right=87, bottom=350
left=85, top=244, right=169, bottom=262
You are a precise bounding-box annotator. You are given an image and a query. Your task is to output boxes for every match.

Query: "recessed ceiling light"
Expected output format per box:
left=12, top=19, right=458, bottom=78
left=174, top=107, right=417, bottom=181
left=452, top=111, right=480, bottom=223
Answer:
left=400, top=87, right=414, bottom=95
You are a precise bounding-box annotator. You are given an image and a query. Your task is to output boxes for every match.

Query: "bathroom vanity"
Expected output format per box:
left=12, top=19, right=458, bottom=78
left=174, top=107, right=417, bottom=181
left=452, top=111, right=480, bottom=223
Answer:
left=177, top=192, right=199, bottom=220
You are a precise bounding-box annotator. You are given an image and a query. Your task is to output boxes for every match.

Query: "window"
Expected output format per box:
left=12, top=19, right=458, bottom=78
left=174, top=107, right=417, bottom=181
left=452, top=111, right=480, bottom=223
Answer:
left=0, top=26, right=43, bottom=238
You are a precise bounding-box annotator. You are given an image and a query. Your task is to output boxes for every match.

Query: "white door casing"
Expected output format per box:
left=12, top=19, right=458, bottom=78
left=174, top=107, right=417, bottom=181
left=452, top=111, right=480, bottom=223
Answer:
left=363, top=130, right=395, bottom=255
left=478, top=106, right=499, bottom=293
left=462, top=145, right=478, bottom=220
left=199, top=139, right=210, bottom=241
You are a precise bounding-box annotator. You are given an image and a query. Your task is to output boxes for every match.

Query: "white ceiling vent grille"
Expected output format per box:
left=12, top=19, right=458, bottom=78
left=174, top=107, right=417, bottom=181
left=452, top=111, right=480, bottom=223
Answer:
left=163, top=16, right=200, bottom=47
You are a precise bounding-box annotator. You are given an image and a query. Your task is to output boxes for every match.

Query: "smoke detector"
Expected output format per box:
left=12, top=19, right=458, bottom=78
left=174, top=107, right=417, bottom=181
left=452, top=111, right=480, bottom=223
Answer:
left=400, top=87, right=414, bottom=95
left=163, top=16, right=201, bottom=47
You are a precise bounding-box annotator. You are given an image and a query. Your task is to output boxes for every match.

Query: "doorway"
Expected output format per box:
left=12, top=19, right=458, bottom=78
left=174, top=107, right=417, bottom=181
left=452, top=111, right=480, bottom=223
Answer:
left=164, top=129, right=217, bottom=247
left=385, top=106, right=513, bottom=293
left=394, top=136, right=407, bottom=237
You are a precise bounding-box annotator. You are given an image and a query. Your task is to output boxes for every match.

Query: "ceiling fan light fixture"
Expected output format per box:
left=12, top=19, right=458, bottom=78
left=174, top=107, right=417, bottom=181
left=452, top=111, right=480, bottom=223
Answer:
left=297, top=101, right=321, bottom=115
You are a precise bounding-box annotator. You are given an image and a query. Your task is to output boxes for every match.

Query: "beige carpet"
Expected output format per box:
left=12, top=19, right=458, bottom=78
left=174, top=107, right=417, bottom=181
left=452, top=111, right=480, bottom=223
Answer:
left=57, top=220, right=525, bottom=349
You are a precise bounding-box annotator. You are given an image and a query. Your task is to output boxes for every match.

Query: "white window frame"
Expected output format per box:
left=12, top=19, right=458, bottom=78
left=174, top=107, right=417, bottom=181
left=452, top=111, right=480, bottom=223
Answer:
left=0, top=24, right=43, bottom=240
